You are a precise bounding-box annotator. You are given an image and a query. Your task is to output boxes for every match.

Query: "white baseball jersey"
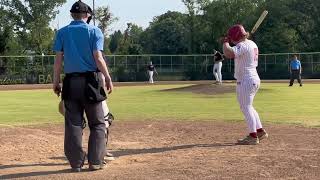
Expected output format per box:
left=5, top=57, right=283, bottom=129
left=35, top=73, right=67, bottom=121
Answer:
left=232, top=39, right=260, bottom=81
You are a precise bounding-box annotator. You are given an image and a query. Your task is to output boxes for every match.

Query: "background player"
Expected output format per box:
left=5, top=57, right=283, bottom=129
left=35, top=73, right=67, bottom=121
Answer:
left=147, top=61, right=157, bottom=84
left=213, top=49, right=224, bottom=84
left=289, top=54, right=303, bottom=87
left=222, top=24, right=268, bottom=145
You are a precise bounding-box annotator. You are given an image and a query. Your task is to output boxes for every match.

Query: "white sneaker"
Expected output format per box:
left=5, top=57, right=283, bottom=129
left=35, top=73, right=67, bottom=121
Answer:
left=105, top=152, right=115, bottom=161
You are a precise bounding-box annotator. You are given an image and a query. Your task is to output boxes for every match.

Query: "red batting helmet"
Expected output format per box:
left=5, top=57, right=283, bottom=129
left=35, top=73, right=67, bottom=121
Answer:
left=227, top=24, right=248, bottom=42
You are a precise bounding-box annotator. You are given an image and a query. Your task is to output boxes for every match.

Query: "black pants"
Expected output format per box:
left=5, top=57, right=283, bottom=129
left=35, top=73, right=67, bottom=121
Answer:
left=63, top=76, right=106, bottom=168
left=289, top=70, right=302, bottom=86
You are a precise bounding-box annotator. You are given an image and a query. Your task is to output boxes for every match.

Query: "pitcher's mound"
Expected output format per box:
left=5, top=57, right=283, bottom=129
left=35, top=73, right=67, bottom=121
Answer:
left=163, top=84, right=235, bottom=95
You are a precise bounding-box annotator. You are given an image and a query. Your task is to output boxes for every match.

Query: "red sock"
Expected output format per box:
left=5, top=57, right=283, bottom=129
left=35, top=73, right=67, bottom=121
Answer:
left=257, top=128, right=264, bottom=133
left=250, top=133, right=257, bottom=138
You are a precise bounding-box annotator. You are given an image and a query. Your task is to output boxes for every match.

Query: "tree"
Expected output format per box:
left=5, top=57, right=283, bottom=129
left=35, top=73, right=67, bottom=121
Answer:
left=2, top=0, right=66, bottom=54
left=141, top=11, right=188, bottom=54
left=255, top=0, right=299, bottom=52
left=95, top=6, right=118, bottom=37
left=108, top=30, right=123, bottom=54
left=118, top=23, right=144, bottom=54
left=182, top=0, right=197, bottom=53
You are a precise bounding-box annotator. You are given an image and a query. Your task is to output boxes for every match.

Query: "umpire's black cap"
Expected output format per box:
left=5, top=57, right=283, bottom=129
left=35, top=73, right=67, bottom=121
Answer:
left=70, top=0, right=92, bottom=14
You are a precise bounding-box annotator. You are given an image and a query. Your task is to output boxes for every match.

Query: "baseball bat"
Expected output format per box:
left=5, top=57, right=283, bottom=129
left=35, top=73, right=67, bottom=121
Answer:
left=250, top=10, right=268, bottom=34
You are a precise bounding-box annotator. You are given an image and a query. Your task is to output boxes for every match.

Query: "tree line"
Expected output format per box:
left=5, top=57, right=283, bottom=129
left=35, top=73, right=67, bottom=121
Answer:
left=1, top=0, right=320, bottom=56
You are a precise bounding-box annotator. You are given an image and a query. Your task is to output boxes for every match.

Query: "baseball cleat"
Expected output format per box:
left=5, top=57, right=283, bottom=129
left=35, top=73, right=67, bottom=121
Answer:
left=237, top=135, right=259, bottom=145
left=71, top=167, right=81, bottom=172
left=89, top=162, right=106, bottom=171
left=105, top=152, right=116, bottom=161
left=257, top=130, right=269, bottom=141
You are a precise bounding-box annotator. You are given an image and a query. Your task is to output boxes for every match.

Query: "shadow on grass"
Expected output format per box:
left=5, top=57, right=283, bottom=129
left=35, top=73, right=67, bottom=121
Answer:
left=258, top=88, right=276, bottom=93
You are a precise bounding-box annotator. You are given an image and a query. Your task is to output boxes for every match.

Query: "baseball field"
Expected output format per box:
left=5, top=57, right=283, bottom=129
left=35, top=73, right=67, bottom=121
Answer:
left=0, top=81, right=320, bottom=179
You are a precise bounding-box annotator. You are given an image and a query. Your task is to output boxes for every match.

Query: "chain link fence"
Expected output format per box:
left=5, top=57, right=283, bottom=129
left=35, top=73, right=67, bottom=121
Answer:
left=0, top=52, right=319, bottom=84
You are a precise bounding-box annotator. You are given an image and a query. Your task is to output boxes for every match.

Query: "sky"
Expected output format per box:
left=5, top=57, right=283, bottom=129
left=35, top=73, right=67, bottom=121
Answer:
left=52, top=0, right=186, bottom=32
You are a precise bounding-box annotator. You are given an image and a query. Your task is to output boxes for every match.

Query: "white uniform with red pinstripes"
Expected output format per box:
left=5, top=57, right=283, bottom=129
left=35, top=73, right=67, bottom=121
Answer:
left=232, top=39, right=263, bottom=134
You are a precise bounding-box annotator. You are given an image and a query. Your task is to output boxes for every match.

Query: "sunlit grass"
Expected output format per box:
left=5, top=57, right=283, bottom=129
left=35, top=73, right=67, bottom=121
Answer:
left=0, top=83, right=319, bottom=127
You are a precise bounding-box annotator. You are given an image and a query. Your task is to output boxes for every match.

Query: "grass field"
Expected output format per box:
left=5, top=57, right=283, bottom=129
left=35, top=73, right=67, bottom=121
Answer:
left=0, top=83, right=319, bottom=127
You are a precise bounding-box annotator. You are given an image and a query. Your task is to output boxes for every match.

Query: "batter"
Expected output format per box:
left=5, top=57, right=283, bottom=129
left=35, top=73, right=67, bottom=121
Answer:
left=222, top=24, right=268, bottom=145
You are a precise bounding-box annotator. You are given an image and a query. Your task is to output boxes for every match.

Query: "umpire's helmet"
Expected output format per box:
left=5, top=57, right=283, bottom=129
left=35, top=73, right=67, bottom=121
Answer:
left=70, top=0, right=91, bottom=14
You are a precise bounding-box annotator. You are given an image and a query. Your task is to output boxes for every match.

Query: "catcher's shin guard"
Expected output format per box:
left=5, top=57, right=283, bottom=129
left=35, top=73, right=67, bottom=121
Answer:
left=105, top=112, right=114, bottom=128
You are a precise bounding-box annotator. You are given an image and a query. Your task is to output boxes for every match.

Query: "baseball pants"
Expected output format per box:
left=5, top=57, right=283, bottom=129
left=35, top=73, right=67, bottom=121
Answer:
left=148, top=71, right=154, bottom=83
left=289, top=70, right=302, bottom=86
left=236, top=78, right=263, bottom=133
left=213, top=62, right=222, bottom=83
left=64, top=76, right=106, bottom=168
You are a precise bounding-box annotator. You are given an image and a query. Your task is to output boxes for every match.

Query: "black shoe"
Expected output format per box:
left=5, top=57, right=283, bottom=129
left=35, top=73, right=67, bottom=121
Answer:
left=71, top=167, right=81, bottom=172
left=289, top=85, right=293, bottom=87
left=300, top=84, right=303, bottom=87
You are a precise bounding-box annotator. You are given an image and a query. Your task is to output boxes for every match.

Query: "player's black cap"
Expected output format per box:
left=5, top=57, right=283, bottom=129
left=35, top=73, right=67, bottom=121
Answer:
left=70, top=0, right=91, bottom=14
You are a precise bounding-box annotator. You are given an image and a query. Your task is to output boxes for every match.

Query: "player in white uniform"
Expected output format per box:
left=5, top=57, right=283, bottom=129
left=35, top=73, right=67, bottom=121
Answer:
left=213, top=49, right=224, bottom=84
left=147, top=61, right=157, bottom=84
left=223, top=24, right=268, bottom=145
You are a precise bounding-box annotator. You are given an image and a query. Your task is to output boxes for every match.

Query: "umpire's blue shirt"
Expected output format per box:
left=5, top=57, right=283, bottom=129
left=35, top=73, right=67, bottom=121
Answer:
left=53, top=20, right=104, bottom=73
left=290, top=59, right=301, bottom=70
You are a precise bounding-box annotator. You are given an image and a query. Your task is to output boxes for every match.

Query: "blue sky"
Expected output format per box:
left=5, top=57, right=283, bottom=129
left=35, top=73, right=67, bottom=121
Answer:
left=52, top=0, right=186, bottom=31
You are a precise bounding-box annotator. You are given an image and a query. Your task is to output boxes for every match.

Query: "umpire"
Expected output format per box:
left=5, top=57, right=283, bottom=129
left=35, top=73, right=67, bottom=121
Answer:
left=52, top=0, right=113, bottom=172
left=289, top=54, right=303, bottom=87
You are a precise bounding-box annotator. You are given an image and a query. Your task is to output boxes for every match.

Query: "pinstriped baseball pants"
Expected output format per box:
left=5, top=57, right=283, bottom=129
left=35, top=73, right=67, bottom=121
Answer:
left=236, top=78, right=263, bottom=133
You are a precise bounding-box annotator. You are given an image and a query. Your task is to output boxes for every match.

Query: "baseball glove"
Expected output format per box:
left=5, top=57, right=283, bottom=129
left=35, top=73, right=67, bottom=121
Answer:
left=58, top=100, right=86, bottom=129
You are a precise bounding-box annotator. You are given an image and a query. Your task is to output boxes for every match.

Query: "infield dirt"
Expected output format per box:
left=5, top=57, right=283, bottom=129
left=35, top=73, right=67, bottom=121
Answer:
left=1, top=121, right=320, bottom=180
left=0, top=82, right=320, bottom=179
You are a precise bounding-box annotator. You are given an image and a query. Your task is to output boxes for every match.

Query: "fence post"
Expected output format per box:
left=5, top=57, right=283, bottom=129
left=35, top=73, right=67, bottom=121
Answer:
left=182, top=56, right=184, bottom=71
left=136, top=56, right=139, bottom=73
left=113, top=56, right=116, bottom=68
left=194, top=56, right=196, bottom=70
left=311, top=54, right=314, bottom=74
left=13, top=59, right=16, bottom=75
left=126, top=56, right=128, bottom=69
left=264, top=55, right=267, bottom=72
left=171, top=56, right=173, bottom=72
left=205, top=55, right=208, bottom=73
left=160, top=56, right=162, bottom=73
left=41, top=56, right=45, bottom=74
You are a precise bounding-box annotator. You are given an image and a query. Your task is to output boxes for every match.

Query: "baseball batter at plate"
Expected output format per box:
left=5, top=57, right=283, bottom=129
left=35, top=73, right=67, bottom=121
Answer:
left=222, top=24, right=268, bottom=145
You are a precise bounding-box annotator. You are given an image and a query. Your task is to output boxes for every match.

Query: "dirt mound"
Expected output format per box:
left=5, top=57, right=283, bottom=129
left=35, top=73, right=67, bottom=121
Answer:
left=1, top=121, right=319, bottom=179
left=162, top=84, right=236, bottom=95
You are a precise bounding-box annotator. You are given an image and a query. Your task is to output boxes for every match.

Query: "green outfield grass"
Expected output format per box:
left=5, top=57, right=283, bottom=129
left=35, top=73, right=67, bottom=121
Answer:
left=0, top=83, right=319, bottom=127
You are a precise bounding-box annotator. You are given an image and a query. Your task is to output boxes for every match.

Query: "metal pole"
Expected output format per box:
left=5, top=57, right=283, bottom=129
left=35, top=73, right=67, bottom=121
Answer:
left=205, top=55, right=208, bottom=73
left=171, top=56, right=173, bottom=72
left=93, top=0, right=96, bottom=25
left=265, top=55, right=267, bottom=72
left=311, top=54, right=314, bottom=74
left=160, top=56, right=162, bottom=73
